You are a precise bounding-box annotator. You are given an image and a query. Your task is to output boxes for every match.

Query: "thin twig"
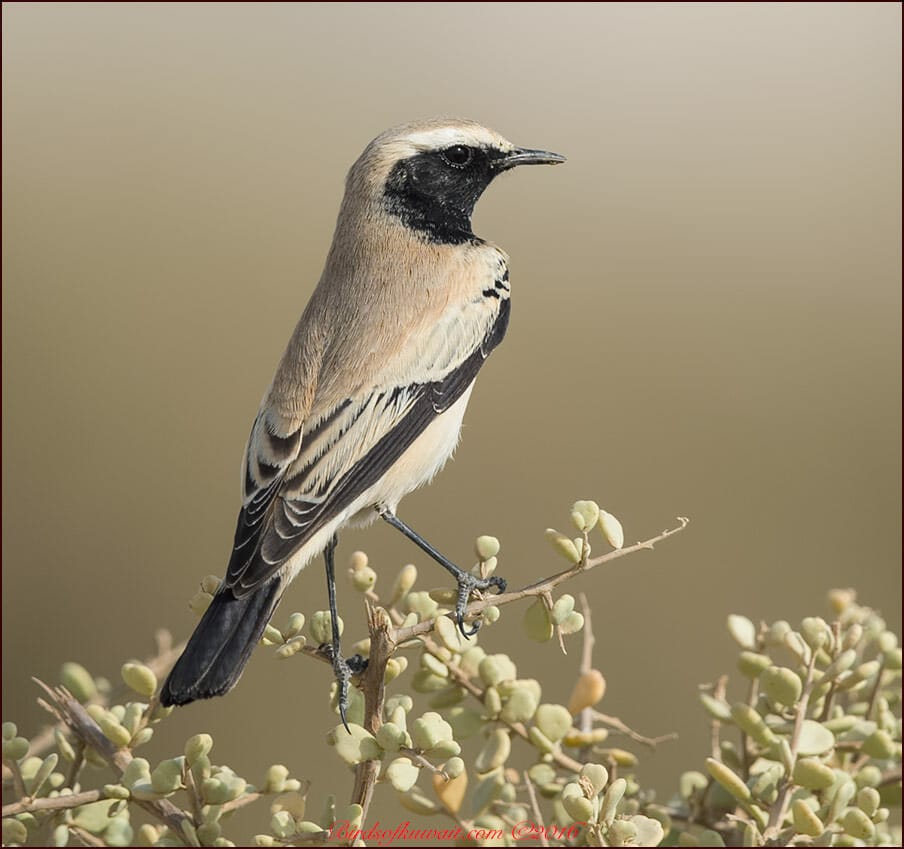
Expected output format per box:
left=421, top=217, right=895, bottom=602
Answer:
left=578, top=593, right=596, bottom=738
left=865, top=656, right=886, bottom=721
left=347, top=603, right=393, bottom=839
left=30, top=680, right=197, bottom=846
left=1, top=788, right=104, bottom=817
left=2, top=757, right=27, bottom=799
left=766, top=649, right=819, bottom=836
left=523, top=770, right=546, bottom=830
left=392, top=519, right=689, bottom=645
left=709, top=676, right=728, bottom=761
left=590, top=712, right=678, bottom=750
left=70, top=825, right=108, bottom=847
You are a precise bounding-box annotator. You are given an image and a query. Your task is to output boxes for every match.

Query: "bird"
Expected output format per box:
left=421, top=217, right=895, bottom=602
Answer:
left=160, top=118, right=565, bottom=723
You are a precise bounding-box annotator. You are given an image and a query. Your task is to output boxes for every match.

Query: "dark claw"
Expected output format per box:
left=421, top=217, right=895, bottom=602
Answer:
left=319, top=645, right=367, bottom=732
left=454, top=573, right=508, bottom=639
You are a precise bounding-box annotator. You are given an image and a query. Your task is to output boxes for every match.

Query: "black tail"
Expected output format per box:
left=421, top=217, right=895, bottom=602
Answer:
left=161, top=580, right=282, bottom=707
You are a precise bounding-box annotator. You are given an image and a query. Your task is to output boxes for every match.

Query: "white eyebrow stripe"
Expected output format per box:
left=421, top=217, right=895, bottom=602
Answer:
left=400, top=126, right=515, bottom=152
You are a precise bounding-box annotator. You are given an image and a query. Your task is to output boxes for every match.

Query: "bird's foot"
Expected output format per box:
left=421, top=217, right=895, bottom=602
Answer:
left=321, top=644, right=368, bottom=731
left=454, top=572, right=507, bottom=638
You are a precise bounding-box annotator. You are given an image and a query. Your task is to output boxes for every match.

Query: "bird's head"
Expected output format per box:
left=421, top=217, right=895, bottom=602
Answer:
left=344, top=118, right=565, bottom=244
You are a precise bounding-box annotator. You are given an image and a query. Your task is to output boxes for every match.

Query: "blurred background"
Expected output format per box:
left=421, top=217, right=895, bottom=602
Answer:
left=3, top=2, right=901, bottom=841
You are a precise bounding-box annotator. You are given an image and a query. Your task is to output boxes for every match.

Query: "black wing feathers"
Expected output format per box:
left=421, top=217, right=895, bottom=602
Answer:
left=225, top=298, right=510, bottom=596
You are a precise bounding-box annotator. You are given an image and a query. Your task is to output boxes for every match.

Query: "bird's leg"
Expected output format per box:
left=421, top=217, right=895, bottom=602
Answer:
left=378, top=509, right=506, bottom=638
left=323, top=535, right=367, bottom=732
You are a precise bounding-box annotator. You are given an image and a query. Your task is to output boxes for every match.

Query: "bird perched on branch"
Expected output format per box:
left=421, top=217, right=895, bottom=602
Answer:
left=161, top=118, right=565, bottom=724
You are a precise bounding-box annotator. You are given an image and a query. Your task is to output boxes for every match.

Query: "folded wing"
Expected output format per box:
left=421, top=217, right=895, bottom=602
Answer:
left=225, top=296, right=510, bottom=597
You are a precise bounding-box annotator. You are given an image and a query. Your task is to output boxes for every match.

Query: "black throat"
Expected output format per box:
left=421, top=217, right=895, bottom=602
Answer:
left=382, top=149, right=499, bottom=245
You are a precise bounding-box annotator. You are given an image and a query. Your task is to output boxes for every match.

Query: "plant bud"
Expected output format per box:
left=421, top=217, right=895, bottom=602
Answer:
left=262, top=624, right=283, bottom=645
left=861, top=729, right=895, bottom=759
left=705, top=757, right=751, bottom=801
left=545, top=529, right=581, bottom=563
left=841, top=808, right=876, bottom=841
left=60, top=662, right=97, bottom=703
left=200, top=575, right=221, bottom=594
left=434, top=615, right=465, bottom=653
left=2, top=722, right=17, bottom=741
left=856, top=786, right=880, bottom=817
left=550, top=594, right=575, bottom=625
left=264, top=764, right=289, bottom=794
left=184, top=734, right=213, bottom=765
left=561, top=792, right=593, bottom=822
left=433, top=766, right=467, bottom=814
left=737, top=651, right=772, bottom=678
left=350, top=565, right=377, bottom=593
left=796, top=720, right=835, bottom=756
left=801, top=617, right=832, bottom=650
left=475, top=535, right=500, bottom=561
left=398, top=789, right=440, bottom=815
left=2, top=736, right=29, bottom=761
left=309, top=611, right=342, bottom=645
left=699, top=692, right=732, bottom=721
left=327, top=723, right=381, bottom=766
left=98, top=714, right=132, bottom=748
left=791, top=799, right=824, bottom=838
left=792, top=758, right=835, bottom=790
left=276, top=635, right=307, bottom=659
left=475, top=730, right=511, bottom=774
left=827, top=588, right=856, bottom=614
left=730, top=703, right=776, bottom=747
left=607, top=819, right=638, bottom=846
left=568, top=669, right=606, bottom=714
left=598, top=510, right=625, bottom=549
left=281, top=613, right=305, bottom=640
left=3, top=820, right=28, bottom=846
left=764, top=619, right=792, bottom=645
left=189, top=591, right=213, bottom=616
left=564, top=728, right=609, bottom=747
left=500, top=686, right=539, bottom=724
left=727, top=614, right=757, bottom=649
left=122, top=758, right=151, bottom=788
left=28, top=753, right=58, bottom=796
left=572, top=500, right=600, bottom=532
left=600, top=778, right=627, bottom=826
left=527, top=726, right=555, bottom=754
left=425, top=739, right=461, bottom=760
left=478, top=655, right=517, bottom=687
left=411, top=712, right=454, bottom=752
left=376, top=722, right=407, bottom=752
left=761, top=666, right=802, bottom=707
left=559, top=611, right=585, bottom=634
left=389, top=564, right=418, bottom=605
left=121, top=663, right=158, bottom=698
left=522, top=597, right=554, bottom=642
left=150, top=758, right=185, bottom=794
left=385, top=758, right=419, bottom=792
left=54, top=728, right=76, bottom=762
left=534, top=704, right=573, bottom=743
left=580, top=763, right=609, bottom=796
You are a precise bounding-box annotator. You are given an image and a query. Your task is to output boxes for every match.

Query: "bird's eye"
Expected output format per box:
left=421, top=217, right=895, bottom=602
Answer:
left=441, top=145, right=473, bottom=168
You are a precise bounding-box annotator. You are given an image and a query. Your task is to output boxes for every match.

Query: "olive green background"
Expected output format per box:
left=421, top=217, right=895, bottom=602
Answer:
left=3, top=1, right=901, bottom=840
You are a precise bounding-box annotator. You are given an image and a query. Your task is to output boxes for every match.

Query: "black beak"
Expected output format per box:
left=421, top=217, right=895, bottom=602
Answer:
left=494, top=147, right=567, bottom=171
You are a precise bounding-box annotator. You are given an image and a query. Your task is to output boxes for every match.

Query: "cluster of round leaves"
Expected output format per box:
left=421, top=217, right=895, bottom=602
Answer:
left=1, top=660, right=310, bottom=848
left=679, top=590, right=901, bottom=846
left=314, top=542, right=666, bottom=848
